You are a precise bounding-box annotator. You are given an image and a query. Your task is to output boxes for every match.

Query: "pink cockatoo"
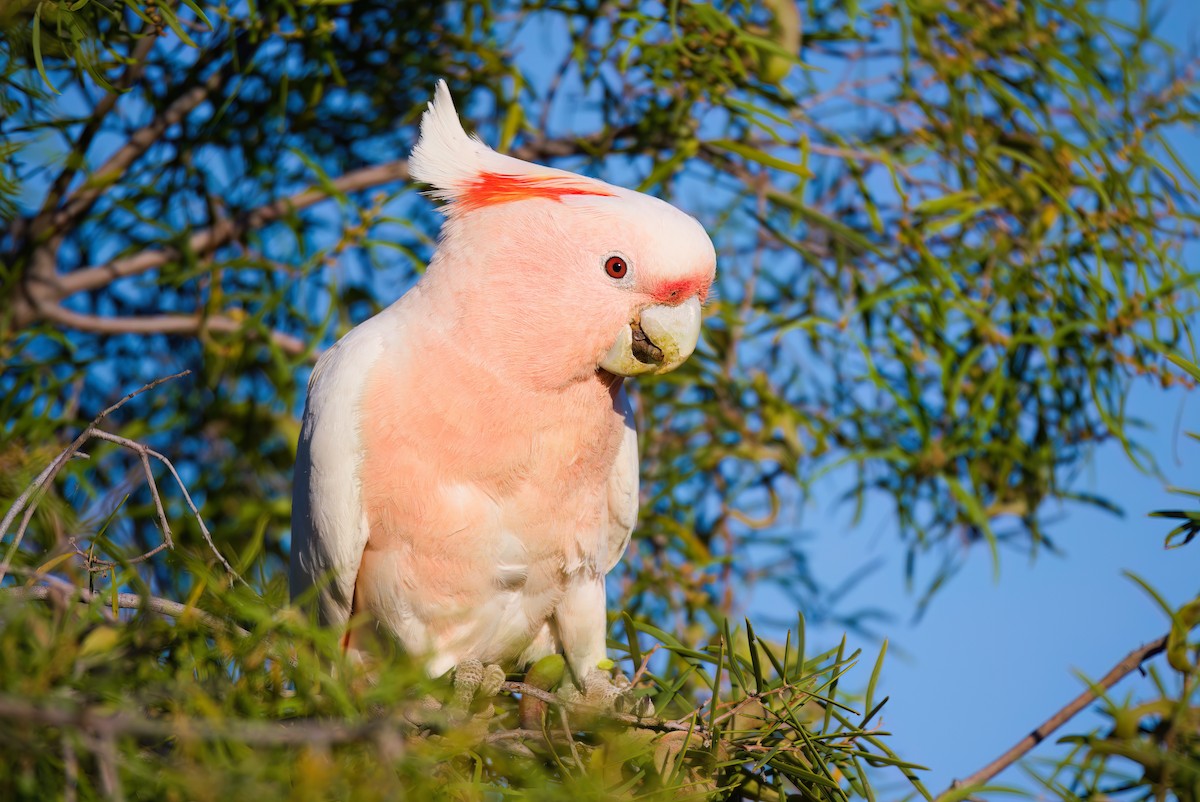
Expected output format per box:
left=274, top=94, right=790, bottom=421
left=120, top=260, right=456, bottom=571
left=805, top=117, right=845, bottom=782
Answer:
left=290, top=81, right=716, bottom=701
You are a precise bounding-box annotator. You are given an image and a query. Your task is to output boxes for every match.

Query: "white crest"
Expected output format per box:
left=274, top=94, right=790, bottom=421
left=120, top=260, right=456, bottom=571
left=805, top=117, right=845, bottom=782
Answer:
left=408, top=80, right=498, bottom=204
left=408, top=80, right=614, bottom=214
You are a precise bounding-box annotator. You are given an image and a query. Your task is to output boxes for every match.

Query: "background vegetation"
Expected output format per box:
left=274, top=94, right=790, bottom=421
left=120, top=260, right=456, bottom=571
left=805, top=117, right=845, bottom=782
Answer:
left=1, top=0, right=1198, bottom=798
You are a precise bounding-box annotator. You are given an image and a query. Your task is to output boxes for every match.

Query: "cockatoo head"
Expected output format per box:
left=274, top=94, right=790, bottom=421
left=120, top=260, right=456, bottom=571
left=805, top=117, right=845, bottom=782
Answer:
left=409, top=81, right=716, bottom=384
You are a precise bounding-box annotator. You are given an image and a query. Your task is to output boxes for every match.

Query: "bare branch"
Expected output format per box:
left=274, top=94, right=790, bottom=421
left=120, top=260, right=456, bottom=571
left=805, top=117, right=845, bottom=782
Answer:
left=500, top=681, right=695, bottom=734
left=95, top=730, right=124, bottom=802
left=8, top=584, right=250, bottom=637
left=0, top=673, right=696, bottom=752
left=0, top=372, right=191, bottom=581
left=93, top=430, right=173, bottom=550
left=0, top=695, right=404, bottom=746
left=557, top=705, right=585, bottom=770
left=41, top=304, right=310, bottom=359
left=629, top=643, right=662, bottom=687
left=52, top=66, right=226, bottom=230
left=62, top=733, right=78, bottom=802
left=0, top=453, right=89, bottom=571
left=38, top=33, right=159, bottom=223
left=96, top=371, right=190, bottom=420
left=939, top=635, right=1170, bottom=798
left=56, top=160, right=413, bottom=297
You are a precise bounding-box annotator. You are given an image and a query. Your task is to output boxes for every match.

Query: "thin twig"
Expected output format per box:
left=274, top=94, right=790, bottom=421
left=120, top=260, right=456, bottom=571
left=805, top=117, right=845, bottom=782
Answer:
left=939, top=635, right=1169, bottom=798
left=62, top=733, right=78, bottom=802
left=630, top=643, right=662, bottom=687
left=0, top=688, right=687, bottom=750
left=0, top=372, right=191, bottom=583
left=8, top=584, right=250, bottom=637
left=0, top=695, right=404, bottom=746
left=98, top=371, right=191, bottom=420
left=93, top=431, right=172, bottom=548
left=0, top=453, right=89, bottom=563
left=0, top=371, right=246, bottom=586
left=558, top=705, right=585, bottom=770
left=87, top=430, right=245, bottom=584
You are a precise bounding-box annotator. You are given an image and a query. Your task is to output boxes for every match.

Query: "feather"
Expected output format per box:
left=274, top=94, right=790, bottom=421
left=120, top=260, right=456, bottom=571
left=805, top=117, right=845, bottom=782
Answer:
left=409, top=80, right=613, bottom=215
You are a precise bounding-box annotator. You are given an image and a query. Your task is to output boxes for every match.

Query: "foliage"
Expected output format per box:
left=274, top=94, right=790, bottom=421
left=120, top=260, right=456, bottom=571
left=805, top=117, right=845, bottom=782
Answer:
left=1, top=0, right=1200, bottom=799
left=0, top=461, right=922, bottom=800
left=0, top=597, right=909, bottom=802
left=1033, top=576, right=1200, bottom=802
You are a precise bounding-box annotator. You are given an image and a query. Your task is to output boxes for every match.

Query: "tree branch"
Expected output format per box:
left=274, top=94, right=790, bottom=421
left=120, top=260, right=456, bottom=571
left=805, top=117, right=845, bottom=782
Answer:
left=0, top=675, right=694, bottom=749
left=0, top=372, right=189, bottom=567
left=500, top=681, right=694, bottom=734
left=7, top=583, right=250, bottom=638
left=51, top=53, right=229, bottom=230
left=54, top=160, right=411, bottom=298
left=939, top=635, right=1169, bottom=798
left=0, top=694, right=400, bottom=746
left=41, top=304, right=309, bottom=358
left=38, top=32, right=159, bottom=224
left=87, top=429, right=246, bottom=583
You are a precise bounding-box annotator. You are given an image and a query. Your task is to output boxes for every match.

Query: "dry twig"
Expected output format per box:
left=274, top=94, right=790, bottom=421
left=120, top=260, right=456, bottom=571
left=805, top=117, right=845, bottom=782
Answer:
left=939, top=635, right=1170, bottom=798
left=8, top=583, right=250, bottom=638
left=0, top=371, right=244, bottom=586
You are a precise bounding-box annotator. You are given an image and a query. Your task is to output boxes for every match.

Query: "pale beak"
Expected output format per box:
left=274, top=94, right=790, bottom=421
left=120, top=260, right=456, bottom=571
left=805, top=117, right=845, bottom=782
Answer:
left=600, top=296, right=702, bottom=377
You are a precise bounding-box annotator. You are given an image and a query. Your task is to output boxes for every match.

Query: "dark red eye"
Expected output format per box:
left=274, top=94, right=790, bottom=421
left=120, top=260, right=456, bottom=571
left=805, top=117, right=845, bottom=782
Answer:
left=605, top=255, right=628, bottom=279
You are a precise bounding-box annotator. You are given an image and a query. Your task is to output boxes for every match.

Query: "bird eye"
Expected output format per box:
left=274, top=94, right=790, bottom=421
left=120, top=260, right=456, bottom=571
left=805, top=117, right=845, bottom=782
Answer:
left=605, top=255, right=628, bottom=279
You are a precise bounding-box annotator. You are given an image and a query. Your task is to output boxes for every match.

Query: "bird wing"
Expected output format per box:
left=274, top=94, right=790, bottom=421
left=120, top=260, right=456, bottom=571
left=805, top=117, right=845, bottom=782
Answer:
left=604, top=385, right=640, bottom=572
left=289, top=317, right=389, bottom=628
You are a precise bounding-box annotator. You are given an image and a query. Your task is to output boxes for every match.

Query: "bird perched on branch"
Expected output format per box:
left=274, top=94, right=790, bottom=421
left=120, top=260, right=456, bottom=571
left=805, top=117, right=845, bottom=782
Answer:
left=290, top=80, right=716, bottom=706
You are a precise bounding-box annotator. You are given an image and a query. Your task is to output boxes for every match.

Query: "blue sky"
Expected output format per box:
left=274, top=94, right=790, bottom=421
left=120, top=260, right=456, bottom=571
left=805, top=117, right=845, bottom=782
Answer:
left=783, top=379, right=1199, bottom=792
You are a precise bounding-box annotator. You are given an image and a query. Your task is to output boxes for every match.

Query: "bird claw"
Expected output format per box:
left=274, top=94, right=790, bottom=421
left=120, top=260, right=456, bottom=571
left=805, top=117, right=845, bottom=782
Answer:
left=561, top=668, right=655, bottom=718
left=452, top=659, right=506, bottom=713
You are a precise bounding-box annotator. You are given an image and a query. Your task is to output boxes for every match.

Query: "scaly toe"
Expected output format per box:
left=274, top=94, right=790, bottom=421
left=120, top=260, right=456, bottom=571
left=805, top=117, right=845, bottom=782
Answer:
left=453, top=658, right=484, bottom=709
left=571, top=668, right=654, bottom=717
left=480, top=664, right=506, bottom=698
left=557, top=683, right=584, bottom=704
left=583, top=668, right=621, bottom=707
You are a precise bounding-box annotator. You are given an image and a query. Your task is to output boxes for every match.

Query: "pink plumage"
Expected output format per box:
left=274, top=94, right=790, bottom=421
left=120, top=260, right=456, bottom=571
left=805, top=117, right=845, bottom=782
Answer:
left=290, top=81, right=716, bottom=685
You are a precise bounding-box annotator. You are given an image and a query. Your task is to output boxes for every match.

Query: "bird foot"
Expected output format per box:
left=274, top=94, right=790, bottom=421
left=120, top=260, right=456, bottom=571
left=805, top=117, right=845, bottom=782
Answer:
left=451, top=659, right=506, bottom=716
left=560, top=668, right=655, bottom=718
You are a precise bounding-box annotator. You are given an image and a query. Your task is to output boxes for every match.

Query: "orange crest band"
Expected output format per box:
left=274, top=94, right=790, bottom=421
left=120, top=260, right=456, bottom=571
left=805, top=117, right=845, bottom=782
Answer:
left=457, top=171, right=614, bottom=212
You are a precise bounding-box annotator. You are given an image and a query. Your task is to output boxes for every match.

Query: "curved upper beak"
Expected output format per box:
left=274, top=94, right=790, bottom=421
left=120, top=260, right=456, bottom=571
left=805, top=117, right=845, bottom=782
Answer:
left=600, top=296, right=702, bottom=377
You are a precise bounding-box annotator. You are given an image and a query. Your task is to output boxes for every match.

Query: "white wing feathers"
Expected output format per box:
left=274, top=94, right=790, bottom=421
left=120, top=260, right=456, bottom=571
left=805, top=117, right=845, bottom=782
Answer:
left=289, top=322, right=387, bottom=628
left=605, top=387, right=640, bottom=572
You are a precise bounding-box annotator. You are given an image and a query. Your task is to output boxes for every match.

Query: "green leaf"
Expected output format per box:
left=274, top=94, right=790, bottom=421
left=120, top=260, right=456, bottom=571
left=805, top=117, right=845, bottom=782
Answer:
left=707, top=139, right=812, bottom=179
left=32, top=5, right=60, bottom=94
